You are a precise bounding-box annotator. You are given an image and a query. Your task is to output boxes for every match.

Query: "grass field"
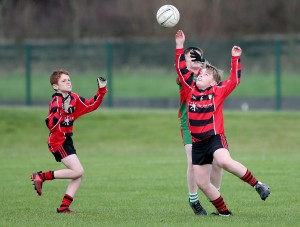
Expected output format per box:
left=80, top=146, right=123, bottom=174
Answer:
left=0, top=107, right=299, bottom=226
left=0, top=71, right=299, bottom=101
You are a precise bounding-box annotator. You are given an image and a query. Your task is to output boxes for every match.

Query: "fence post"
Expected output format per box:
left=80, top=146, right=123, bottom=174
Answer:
left=106, top=42, right=113, bottom=107
left=274, top=38, right=282, bottom=110
left=25, top=44, right=32, bottom=106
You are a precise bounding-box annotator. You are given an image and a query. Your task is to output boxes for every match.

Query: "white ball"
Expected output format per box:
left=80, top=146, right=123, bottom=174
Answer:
left=156, top=5, right=180, bottom=28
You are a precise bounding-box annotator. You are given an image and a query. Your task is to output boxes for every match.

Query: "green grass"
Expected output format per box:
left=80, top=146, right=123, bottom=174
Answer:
left=0, top=70, right=299, bottom=101
left=0, top=107, right=299, bottom=226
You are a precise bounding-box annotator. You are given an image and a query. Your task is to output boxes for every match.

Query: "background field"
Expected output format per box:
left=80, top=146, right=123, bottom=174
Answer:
left=0, top=107, right=299, bottom=226
left=1, top=39, right=299, bottom=110
left=0, top=72, right=300, bottom=100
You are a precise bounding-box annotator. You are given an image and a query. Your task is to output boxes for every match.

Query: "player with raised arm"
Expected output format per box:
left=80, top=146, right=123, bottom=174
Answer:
left=30, top=70, right=107, bottom=214
left=176, top=30, right=271, bottom=216
left=174, top=30, right=223, bottom=215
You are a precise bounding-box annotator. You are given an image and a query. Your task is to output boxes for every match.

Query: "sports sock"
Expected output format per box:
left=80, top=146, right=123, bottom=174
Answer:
left=211, top=196, right=228, bottom=213
left=240, top=169, right=258, bottom=187
left=40, top=171, right=54, bottom=181
left=189, top=192, right=199, bottom=203
left=58, top=194, right=73, bottom=212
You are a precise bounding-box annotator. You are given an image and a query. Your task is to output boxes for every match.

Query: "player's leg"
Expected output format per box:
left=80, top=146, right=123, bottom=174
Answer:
left=193, top=164, right=231, bottom=216
left=193, top=164, right=217, bottom=199
left=181, top=127, right=204, bottom=215
left=30, top=137, right=80, bottom=196
left=211, top=160, right=222, bottom=191
left=56, top=154, right=84, bottom=213
left=213, top=148, right=247, bottom=177
left=59, top=154, right=84, bottom=196
left=184, top=144, right=198, bottom=200
left=192, top=136, right=232, bottom=216
left=30, top=154, right=83, bottom=196
left=184, top=143, right=206, bottom=215
left=54, top=154, right=84, bottom=181
left=213, top=148, right=270, bottom=200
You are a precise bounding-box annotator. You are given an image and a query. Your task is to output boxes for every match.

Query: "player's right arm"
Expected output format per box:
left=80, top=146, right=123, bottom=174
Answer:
left=175, top=30, right=193, bottom=91
left=45, top=94, right=67, bottom=131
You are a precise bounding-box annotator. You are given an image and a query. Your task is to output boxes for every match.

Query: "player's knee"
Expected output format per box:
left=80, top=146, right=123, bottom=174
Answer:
left=78, top=171, right=84, bottom=182
left=212, top=160, right=222, bottom=169
left=215, top=157, right=232, bottom=169
left=74, top=168, right=84, bottom=179
left=78, top=168, right=84, bottom=177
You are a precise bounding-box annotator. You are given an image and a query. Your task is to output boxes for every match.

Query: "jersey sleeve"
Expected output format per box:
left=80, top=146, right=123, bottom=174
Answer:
left=45, top=94, right=67, bottom=131
left=175, top=48, right=195, bottom=86
left=175, top=48, right=194, bottom=96
left=73, top=86, right=107, bottom=119
left=215, top=56, right=242, bottom=98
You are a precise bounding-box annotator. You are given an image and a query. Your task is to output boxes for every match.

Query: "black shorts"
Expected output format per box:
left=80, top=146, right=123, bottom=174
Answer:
left=192, top=134, right=228, bottom=165
left=52, top=136, right=77, bottom=162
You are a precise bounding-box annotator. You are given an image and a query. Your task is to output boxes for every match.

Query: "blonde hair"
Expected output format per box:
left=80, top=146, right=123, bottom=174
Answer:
left=204, top=63, right=222, bottom=84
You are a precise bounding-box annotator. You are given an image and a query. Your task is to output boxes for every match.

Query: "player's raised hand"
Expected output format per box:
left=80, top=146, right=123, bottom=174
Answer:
left=232, top=46, right=242, bottom=57
left=97, top=76, right=107, bottom=88
left=190, top=50, right=205, bottom=63
left=175, top=30, right=185, bottom=48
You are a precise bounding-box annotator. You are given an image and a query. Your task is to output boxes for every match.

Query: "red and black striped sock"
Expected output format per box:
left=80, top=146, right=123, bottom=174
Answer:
left=241, top=169, right=258, bottom=187
left=58, top=194, right=73, bottom=212
left=40, top=171, right=54, bottom=181
left=211, top=196, right=228, bottom=213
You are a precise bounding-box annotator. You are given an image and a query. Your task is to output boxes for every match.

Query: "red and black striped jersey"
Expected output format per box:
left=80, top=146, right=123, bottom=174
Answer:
left=176, top=48, right=242, bottom=142
left=45, top=86, right=107, bottom=152
left=174, top=48, right=201, bottom=122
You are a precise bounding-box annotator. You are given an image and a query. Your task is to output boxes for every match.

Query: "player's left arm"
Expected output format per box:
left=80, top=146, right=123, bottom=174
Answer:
left=217, top=46, right=242, bottom=98
left=73, top=77, right=107, bottom=118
